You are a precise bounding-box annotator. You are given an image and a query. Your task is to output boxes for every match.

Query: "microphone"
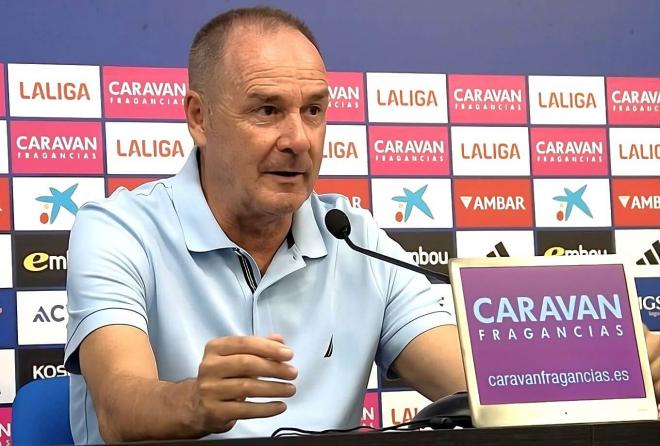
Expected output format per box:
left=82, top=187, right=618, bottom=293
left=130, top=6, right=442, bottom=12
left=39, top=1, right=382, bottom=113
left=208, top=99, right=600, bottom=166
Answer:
left=324, top=209, right=450, bottom=284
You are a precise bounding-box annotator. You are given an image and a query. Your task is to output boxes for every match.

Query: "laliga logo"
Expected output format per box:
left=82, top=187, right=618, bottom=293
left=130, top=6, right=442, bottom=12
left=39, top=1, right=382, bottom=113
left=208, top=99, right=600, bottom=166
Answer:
left=552, top=184, right=592, bottom=221
left=19, top=81, right=90, bottom=101
left=639, top=295, right=660, bottom=311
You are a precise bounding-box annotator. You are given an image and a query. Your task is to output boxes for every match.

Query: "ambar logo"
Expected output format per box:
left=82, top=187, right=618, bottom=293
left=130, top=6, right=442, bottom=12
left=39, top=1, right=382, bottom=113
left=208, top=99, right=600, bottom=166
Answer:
left=448, top=74, right=527, bottom=124
left=10, top=121, right=104, bottom=174
left=454, top=179, right=533, bottom=228
left=530, top=127, right=607, bottom=176
left=103, top=66, right=188, bottom=119
left=607, top=77, right=660, bottom=125
left=8, top=63, right=101, bottom=118
left=369, top=126, right=449, bottom=176
left=612, top=178, right=660, bottom=227
left=314, top=178, right=370, bottom=209
left=326, top=72, right=365, bottom=122
left=15, top=232, right=70, bottom=288
left=367, top=73, right=447, bottom=123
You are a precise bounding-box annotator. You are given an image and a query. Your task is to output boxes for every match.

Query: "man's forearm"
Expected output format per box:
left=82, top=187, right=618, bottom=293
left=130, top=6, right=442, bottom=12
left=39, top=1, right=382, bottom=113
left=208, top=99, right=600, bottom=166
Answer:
left=93, top=375, right=205, bottom=442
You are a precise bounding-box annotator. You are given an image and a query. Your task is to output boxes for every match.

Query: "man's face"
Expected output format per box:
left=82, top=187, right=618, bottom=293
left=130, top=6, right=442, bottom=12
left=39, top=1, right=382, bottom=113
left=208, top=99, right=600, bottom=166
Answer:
left=197, top=25, right=328, bottom=219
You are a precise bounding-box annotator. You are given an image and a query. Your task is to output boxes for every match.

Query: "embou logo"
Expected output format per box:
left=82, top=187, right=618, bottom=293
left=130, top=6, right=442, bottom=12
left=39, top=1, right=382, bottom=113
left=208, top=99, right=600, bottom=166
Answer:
left=24, top=252, right=67, bottom=272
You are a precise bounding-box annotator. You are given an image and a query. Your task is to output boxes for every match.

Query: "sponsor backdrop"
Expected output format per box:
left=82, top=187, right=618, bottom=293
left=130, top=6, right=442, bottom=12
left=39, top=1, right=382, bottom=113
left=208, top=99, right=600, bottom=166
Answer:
left=0, top=0, right=659, bottom=438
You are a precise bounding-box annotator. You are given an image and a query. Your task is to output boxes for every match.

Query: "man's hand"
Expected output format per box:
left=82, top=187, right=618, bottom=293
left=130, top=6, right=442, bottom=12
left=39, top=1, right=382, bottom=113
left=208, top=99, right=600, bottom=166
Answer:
left=191, top=334, right=298, bottom=434
left=644, top=326, right=660, bottom=402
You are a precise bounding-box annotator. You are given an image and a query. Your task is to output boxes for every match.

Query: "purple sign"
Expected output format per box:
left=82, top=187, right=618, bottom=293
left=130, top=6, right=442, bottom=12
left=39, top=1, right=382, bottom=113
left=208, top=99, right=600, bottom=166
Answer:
left=460, top=264, right=645, bottom=405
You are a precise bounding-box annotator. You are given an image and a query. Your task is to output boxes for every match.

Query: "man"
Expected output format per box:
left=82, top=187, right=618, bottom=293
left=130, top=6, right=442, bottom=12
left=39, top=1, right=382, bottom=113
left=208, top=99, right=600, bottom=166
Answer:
left=65, top=6, right=660, bottom=444
left=64, top=7, right=465, bottom=443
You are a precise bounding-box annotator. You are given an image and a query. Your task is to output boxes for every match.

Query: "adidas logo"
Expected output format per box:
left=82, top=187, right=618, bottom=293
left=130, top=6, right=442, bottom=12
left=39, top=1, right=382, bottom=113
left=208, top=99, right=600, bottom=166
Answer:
left=324, top=336, right=333, bottom=358
left=636, top=240, right=660, bottom=265
left=487, top=242, right=510, bottom=257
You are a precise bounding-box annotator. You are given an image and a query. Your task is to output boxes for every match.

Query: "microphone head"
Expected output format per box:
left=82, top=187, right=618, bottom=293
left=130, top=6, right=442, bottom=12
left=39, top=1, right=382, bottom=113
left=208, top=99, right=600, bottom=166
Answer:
left=324, top=209, right=352, bottom=240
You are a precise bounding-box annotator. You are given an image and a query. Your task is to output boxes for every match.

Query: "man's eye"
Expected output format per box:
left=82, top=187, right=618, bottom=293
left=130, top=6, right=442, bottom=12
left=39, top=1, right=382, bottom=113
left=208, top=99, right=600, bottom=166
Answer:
left=308, top=105, right=323, bottom=116
left=257, top=105, right=278, bottom=116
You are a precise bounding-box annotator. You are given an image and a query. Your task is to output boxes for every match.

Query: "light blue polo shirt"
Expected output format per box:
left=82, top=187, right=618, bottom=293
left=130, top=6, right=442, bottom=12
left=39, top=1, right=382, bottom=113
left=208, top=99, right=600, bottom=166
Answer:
left=64, top=148, right=454, bottom=444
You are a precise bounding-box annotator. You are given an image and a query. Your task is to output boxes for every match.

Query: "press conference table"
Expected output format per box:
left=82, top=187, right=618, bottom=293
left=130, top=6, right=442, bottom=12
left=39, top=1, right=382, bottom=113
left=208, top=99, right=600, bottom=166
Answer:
left=125, top=421, right=660, bottom=446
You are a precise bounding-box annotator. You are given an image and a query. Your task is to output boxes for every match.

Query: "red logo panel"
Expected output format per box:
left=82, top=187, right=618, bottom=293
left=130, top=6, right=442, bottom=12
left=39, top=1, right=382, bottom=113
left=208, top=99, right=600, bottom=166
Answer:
left=314, top=178, right=370, bottom=210
left=448, top=75, right=527, bottom=124
left=103, top=66, right=188, bottom=119
left=612, top=178, right=660, bottom=227
left=107, top=177, right=160, bottom=196
left=11, top=121, right=104, bottom=174
left=530, top=127, right=608, bottom=176
left=369, top=126, right=449, bottom=176
left=607, top=77, right=660, bottom=125
left=0, top=178, right=10, bottom=231
left=361, top=392, right=381, bottom=428
left=0, top=407, right=11, bottom=446
left=454, top=178, right=533, bottom=228
left=326, top=72, right=365, bottom=122
left=0, top=64, right=5, bottom=116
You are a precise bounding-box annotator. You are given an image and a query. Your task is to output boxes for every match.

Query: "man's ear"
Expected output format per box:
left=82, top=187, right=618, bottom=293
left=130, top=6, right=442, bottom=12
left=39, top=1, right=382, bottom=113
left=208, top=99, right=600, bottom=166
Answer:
left=185, top=90, right=208, bottom=148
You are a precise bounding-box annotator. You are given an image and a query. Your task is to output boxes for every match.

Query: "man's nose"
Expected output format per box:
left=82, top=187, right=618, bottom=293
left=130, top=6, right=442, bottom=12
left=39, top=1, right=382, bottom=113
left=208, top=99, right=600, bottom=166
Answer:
left=276, top=112, right=312, bottom=154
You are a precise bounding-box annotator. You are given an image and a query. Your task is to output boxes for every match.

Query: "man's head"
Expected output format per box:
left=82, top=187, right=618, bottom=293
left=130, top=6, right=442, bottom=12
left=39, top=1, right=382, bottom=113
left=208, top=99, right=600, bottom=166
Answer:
left=185, top=7, right=328, bottom=222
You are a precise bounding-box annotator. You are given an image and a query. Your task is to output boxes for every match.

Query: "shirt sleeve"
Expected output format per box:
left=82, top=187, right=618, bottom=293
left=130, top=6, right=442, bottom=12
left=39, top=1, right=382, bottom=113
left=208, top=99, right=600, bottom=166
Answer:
left=64, top=198, right=152, bottom=374
left=372, top=228, right=456, bottom=374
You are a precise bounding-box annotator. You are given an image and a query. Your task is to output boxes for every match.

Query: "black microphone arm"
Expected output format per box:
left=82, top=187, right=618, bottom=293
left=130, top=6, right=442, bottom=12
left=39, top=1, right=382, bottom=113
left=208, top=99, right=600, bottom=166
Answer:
left=324, top=209, right=450, bottom=284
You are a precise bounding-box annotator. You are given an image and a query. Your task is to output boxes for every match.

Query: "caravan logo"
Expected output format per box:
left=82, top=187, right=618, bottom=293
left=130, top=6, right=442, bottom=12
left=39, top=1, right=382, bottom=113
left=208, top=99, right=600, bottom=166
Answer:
left=607, top=77, right=660, bottom=125
left=326, top=72, right=365, bottom=122
left=530, top=127, right=607, bottom=176
left=454, top=179, right=532, bottom=228
left=369, top=126, right=449, bottom=176
left=612, top=179, right=660, bottom=227
left=448, top=74, right=527, bottom=124
left=103, top=66, right=187, bottom=119
left=0, top=64, right=5, bottom=116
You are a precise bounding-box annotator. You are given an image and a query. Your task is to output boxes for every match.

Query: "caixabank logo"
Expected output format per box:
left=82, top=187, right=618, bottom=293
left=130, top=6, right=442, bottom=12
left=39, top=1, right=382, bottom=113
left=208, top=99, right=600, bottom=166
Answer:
left=453, top=179, right=532, bottom=228
left=103, top=66, right=188, bottom=119
left=368, top=126, right=449, bottom=176
left=386, top=231, right=455, bottom=280
left=371, top=178, right=453, bottom=228
left=637, top=277, right=660, bottom=331
left=612, top=178, right=660, bottom=227
left=0, top=177, right=10, bottom=231
left=533, top=179, right=611, bottom=228
left=0, top=290, right=17, bottom=348
left=447, top=74, right=527, bottom=124
left=451, top=126, right=530, bottom=176
left=17, top=347, right=68, bottom=388
left=14, top=232, right=69, bottom=289
left=530, top=127, right=608, bottom=176
left=614, top=229, right=660, bottom=277
left=366, top=73, right=447, bottom=123
left=326, top=72, right=365, bottom=123
left=314, top=178, right=370, bottom=210
left=16, top=290, right=67, bottom=345
left=0, top=120, right=7, bottom=174
left=528, top=76, right=606, bottom=125
left=456, top=230, right=535, bottom=258
left=319, top=125, right=368, bottom=176
left=536, top=229, right=614, bottom=257
left=10, top=120, right=104, bottom=174
left=0, top=349, right=16, bottom=404
left=8, top=63, right=101, bottom=118
left=12, top=177, right=105, bottom=231
left=106, top=177, right=160, bottom=196
left=609, top=127, right=659, bottom=176
left=607, top=77, right=660, bottom=125
left=0, top=234, right=12, bottom=289
left=105, top=121, right=193, bottom=174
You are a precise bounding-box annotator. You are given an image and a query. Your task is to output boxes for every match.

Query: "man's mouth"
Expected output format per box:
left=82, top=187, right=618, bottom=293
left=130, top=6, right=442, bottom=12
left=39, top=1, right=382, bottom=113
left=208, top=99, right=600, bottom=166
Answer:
left=268, top=171, right=304, bottom=177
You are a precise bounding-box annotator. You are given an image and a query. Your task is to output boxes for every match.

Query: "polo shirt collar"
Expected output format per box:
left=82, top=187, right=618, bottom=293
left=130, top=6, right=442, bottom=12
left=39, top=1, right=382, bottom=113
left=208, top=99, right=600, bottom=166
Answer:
left=171, top=147, right=327, bottom=258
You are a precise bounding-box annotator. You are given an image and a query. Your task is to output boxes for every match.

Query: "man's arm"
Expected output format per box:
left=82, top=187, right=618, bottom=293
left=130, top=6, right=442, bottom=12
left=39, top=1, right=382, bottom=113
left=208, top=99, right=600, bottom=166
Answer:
left=390, top=325, right=466, bottom=401
left=79, top=326, right=297, bottom=442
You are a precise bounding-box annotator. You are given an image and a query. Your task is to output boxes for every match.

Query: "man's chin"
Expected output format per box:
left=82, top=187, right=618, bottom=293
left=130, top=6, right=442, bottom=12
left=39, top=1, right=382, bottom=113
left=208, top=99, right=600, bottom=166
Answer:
left=256, top=192, right=309, bottom=217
